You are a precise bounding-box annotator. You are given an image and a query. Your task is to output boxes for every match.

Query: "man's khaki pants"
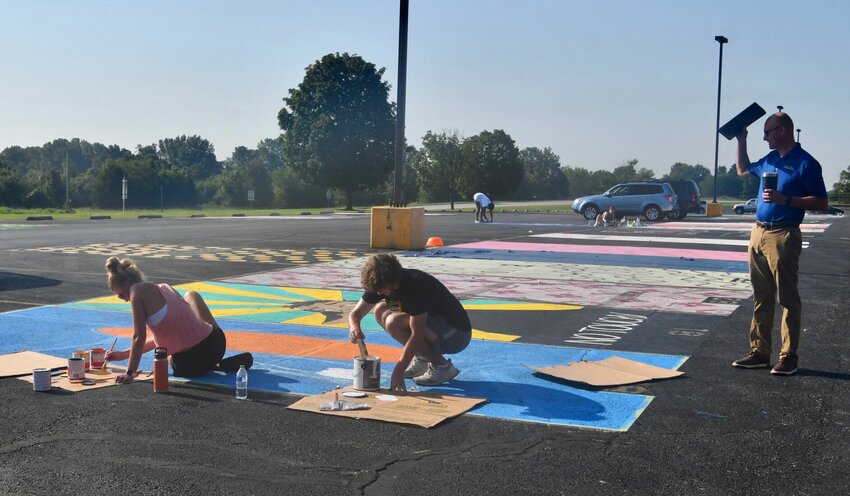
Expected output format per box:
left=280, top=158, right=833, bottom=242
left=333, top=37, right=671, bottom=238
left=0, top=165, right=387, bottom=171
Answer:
left=748, top=225, right=803, bottom=359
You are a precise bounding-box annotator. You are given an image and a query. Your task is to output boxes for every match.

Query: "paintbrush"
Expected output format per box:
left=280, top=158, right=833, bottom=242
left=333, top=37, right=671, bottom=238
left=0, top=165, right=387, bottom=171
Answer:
left=356, top=338, right=369, bottom=359
left=102, top=337, right=118, bottom=370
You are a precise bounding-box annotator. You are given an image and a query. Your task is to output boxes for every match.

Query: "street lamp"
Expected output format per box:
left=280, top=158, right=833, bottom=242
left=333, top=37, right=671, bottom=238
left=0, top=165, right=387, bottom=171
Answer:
left=121, top=176, right=128, bottom=213
left=710, top=35, right=728, bottom=211
left=392, top=0, right=409, bottom=207
left=777, top=105, right=784, bottom=113
left=796, top=128, right=801, bottom=142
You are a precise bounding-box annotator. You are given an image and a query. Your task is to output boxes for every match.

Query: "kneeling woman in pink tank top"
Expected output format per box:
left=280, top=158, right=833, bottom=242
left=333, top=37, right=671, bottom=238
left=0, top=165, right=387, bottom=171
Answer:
left=103, top=257, right=252, bottom=383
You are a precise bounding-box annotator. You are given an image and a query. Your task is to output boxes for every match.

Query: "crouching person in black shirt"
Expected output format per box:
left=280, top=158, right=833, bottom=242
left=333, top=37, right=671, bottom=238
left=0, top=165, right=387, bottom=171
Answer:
left=348, top=254, right=472, bottom=392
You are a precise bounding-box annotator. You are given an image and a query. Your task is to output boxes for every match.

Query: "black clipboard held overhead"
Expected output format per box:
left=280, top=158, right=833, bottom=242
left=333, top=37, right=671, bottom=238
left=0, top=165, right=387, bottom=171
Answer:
left=718, top=102, right=767, bottom=140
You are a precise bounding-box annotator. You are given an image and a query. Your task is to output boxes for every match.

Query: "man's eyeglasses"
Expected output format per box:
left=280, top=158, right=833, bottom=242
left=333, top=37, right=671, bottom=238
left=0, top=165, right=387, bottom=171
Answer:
left=763, top=125, right=782, bottom=136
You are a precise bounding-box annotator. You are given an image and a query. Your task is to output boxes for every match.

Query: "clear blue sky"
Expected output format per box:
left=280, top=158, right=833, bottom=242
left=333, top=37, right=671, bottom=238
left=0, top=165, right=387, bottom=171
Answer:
left=2, top=0, right=847, bottom=189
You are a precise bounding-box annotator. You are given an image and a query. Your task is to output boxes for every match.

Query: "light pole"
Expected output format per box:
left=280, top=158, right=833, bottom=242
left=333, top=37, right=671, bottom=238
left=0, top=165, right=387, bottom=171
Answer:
left=392, top=0, right=409, bottom=207
left=710, top=35, right=728, bottom=213
left=777, top=105, right=784, bottom=113
left=122, top=176, right=128, bottom=213
left=796, top=128, right=801, bottom=142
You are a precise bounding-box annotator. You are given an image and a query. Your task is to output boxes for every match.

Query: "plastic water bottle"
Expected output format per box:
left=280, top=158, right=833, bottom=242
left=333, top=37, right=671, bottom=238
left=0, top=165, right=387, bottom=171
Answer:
left=236, top=365, right=248, bottom=400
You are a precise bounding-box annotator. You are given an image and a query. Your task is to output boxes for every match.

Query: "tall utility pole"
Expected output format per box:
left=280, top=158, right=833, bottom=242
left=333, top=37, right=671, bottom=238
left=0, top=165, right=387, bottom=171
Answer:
left=711, top=35, right=728, bottom=206
left=392, top=0, right=409, bottom=207
left=64, top=151, right=70, bottom=212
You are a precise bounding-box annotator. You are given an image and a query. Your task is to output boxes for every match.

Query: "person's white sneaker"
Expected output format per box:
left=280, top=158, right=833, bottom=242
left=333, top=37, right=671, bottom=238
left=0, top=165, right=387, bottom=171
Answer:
left=403, top=356, right=430, bottom=378
left=413, top=359, right=459, bottom=386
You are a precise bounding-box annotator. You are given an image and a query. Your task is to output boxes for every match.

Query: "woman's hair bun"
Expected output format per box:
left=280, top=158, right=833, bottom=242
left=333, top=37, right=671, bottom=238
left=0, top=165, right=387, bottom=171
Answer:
left=105, top=256, right=121, bottom=273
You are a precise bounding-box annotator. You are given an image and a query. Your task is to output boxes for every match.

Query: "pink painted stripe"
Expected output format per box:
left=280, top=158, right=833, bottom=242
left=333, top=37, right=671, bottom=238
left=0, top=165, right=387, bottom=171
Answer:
left=451, top=240, right=749, bottom=262
left=662, top=221, right=827, bottom=230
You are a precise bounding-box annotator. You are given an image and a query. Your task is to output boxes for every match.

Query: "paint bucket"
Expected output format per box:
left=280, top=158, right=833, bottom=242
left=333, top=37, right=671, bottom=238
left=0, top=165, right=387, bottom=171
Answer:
left=73, top=350, right=90, bottom=371
left=32, top=368, right=52, bottom=392
left=353, top=355, right=381, bottom=391
left=68, top=357, right=85, bottom=383
left=90, top=348, right=106, bottom=369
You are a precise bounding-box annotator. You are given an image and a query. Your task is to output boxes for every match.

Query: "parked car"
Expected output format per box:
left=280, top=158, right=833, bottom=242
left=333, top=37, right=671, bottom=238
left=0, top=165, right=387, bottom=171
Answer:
left=733, top=198, right=758, bottom=214
left=571, top=182, right=678, bottom=221
left=653, top=179, right=701, bottom=220
left=808, top=205, right=845, bottom=215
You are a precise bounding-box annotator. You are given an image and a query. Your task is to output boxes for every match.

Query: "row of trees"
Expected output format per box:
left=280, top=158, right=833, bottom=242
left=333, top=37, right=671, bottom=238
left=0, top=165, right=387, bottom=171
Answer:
left=2, top=52, right=846, bottom=210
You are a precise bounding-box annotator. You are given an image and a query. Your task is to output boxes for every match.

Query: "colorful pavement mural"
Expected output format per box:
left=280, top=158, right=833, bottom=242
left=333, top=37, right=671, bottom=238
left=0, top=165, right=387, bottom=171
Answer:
left=1, top=219, right=834, bottom=431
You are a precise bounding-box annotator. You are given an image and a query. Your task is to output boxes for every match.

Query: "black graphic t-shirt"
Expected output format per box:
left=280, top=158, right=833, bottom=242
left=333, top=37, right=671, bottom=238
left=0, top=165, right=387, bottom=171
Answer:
left=362, top=269, right=471, bottom=333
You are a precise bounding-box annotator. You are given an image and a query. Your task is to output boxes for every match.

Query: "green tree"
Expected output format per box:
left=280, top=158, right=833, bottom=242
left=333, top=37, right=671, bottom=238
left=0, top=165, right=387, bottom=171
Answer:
left=832, top=164, right=850, bottom=202
left=278, top=52, right=395, bottom=209
left=457, top=129, right=522, bottom=199
left=513, top=146, right=568, bottom=200
left=156, top=135, right=220, bottom=180
left=663, top=162, right=712, bottom=184
left=0, top=160, right=25, bottom=206
left=612, top=159, right=654, bottom=183
left=414, top=131, right=463, bottom=207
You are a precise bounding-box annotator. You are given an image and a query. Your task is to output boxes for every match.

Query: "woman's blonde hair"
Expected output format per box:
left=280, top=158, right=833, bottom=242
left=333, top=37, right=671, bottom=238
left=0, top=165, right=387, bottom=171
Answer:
left=105, top=257, right=145, bottom=290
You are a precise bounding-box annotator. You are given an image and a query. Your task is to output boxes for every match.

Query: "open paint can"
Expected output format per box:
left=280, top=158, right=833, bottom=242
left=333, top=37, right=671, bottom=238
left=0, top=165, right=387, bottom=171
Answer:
left=90, top=347, right=106, bottom=369
left=353, top=355, right=381, bottom=391
left=73, top=350, right=90, bottom=371
left=68, top=357, right=85, bottom=383
left=32, top=368, right=52, bottom=392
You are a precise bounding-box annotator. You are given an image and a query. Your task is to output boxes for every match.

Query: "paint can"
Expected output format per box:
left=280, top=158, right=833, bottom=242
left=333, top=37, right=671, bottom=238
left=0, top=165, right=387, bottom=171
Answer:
left=90, top=348, right=106, bottom=369
left=32, top=368, right=52, bottom=392
left=353, top=355, right=381, bottom=391
left=73, top=350, right=90, bottom=371
left=67, top=357, right=85, bottom=383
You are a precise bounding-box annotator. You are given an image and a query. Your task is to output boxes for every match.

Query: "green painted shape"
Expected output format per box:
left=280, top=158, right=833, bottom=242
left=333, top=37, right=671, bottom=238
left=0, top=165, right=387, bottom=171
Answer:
left=461, top=298, right=529, bottom=306
left=64, top=302, right=129, bottom=312
left=342, top=290, right=363, bottom=302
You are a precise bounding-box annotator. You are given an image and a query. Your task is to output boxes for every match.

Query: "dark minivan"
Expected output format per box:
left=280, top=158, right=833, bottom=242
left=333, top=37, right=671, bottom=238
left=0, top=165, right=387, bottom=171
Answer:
left=656, top=179, right=701, bottom=220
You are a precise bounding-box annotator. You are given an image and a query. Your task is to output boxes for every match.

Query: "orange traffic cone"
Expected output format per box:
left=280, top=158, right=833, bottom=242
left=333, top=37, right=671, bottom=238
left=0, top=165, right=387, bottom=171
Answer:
left=425, top=236, right=444, bottom=248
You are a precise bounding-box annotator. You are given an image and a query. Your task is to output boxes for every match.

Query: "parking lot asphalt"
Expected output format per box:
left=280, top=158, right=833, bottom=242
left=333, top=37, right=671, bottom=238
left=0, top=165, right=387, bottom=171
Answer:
left=1, top=211, right=848, bottom=495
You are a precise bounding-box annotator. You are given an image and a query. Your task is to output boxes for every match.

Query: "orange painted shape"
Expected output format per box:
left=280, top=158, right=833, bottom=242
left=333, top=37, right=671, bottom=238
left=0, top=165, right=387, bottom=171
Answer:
left=98, top=328, right=403, bottom=362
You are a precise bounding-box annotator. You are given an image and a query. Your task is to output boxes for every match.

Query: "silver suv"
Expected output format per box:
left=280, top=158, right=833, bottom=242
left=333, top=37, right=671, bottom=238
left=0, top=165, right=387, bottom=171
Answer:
left=571, top=182, right=678, bottom=221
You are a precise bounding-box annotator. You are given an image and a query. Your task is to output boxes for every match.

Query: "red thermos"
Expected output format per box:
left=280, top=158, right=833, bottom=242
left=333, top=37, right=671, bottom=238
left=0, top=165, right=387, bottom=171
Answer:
left=153, top=347, right=168, bottom=392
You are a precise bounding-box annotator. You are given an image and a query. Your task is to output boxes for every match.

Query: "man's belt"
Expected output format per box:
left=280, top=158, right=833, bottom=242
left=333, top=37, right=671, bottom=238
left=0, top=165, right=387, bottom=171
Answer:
left=756, top=221, right=800, bottom=230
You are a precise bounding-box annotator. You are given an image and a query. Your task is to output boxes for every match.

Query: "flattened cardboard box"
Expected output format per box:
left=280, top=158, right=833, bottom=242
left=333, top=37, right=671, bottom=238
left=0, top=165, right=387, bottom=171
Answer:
left=19, top=365, right=153, bottom=392
left=0, top=351, right=68, bottom=378
left=533, top=356, right=684, bottom=387
left=288, top=386, right=487, bottom=428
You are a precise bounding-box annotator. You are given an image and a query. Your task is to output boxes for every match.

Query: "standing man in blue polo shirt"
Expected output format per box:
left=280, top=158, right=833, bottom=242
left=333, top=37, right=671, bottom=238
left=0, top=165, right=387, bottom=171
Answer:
left=731, top=112, right=828, bottom=375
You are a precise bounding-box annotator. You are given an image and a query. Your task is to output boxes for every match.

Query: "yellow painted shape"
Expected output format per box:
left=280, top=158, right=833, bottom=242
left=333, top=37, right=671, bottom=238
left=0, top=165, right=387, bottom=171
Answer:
left=83, top=295, right=124, bottom=304
left=472, top=328, right=521, bottom=342
left=205, top=300, right=283, bottom=307
left=276, top=287, right=344, bottom=301
left=286, top=314, right=327, bottom=326
left=464, top=303, right=583, bottom=311
left=175, top=282, right=305, bottom=302
left=211, top=307, right=290, bottom=318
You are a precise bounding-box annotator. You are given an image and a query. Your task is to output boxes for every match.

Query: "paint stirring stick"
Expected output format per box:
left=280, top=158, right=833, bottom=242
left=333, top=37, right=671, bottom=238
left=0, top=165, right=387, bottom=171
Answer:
left=102, top=337, right=118, bottom=370
left=356, top=338, right=369, bottom=359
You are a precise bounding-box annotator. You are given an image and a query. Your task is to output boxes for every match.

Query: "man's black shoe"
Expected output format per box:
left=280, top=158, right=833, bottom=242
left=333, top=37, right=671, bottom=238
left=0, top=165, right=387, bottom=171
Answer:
left=771, top=356, right=798, bottom=376
left=732, top=351, right=770, bottom=369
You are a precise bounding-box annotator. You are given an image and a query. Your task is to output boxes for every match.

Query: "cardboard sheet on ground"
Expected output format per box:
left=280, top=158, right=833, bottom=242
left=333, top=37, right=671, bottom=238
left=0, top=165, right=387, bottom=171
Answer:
left=18, top=365, right=153, bottom=392
left=287, top=386, right=487, bottom=428
left=533, top=356, right=684, bottom=387
left=0, top=351, right=68, bottom=378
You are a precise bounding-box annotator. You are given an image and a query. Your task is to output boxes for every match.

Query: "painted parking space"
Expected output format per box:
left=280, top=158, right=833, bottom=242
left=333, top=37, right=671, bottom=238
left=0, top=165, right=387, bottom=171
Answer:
left=0, top=305, right=686, bottom=431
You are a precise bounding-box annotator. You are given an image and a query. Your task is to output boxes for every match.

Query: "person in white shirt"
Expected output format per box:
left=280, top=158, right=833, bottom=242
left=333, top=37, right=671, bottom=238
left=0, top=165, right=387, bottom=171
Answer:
left=473, top=192, right=492, bottom=223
